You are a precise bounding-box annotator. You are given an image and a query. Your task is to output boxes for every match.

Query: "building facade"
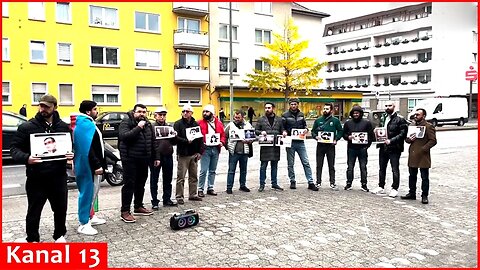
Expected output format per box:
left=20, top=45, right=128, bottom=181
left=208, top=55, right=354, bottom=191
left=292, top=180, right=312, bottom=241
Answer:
left=321, top=2, right=478, bottom=117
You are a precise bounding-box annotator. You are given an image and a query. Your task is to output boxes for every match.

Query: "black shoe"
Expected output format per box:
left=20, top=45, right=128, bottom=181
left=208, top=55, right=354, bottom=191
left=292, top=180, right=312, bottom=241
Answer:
left=198, top=191, right=205, bottom=197
left=344, top=183, right=352, bottom=190
left=163, top=200, right=178, bottom=207
left=207, top=190, right=218, bottom=196
left=290, top=182, right=297, bottom=189
left=361, top=184, right=369, bottom=192
left=308, top=183, right=319, bottom=191
left=176, top=198, right=184, bottom=205
left=226, top=189, right=233, bottom=194
left=239, top=186, right=250, bottom=192
left=258, top=185, right=265, bottom=192
left=271, top=184, right=284, bottom=191
left=401, top=193, right=416, bottom=200
left=421, top=196, right=428, bottom=204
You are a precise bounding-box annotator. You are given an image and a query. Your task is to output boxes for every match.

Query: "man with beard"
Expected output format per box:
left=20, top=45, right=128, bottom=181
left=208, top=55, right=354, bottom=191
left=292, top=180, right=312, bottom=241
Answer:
left=149, top=106, right=177, bottom=209
left=370, top=101, right=408, bottom=197
left=74, top=100, right=107, bottom=235
left=197, top=104, right=226, bottom=197
left=255, top=102, right=284, bottom=192
left=281, top=98, right=318, bottom=191
left=311, top=103, right=343, bottom=190
left=224, top=109, right=254, bottom=194
left=11, top=94, right=73, bottom=243
left=342, top=105, right=375, bottom=192
left=401, top=108, right=437, bottom=204
left=119, top=104, right=155, bottom=223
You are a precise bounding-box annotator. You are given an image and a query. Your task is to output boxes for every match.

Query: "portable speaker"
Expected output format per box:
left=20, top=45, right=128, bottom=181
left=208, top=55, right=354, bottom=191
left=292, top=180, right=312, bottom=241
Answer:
left=170, top=209, right=199, bottom=230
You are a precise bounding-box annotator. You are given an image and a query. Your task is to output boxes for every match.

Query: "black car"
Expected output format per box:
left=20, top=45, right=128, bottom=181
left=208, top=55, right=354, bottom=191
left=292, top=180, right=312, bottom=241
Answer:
left=95, top=112, right=129, bottom=139
left=2, top=111, right=28, bottom=159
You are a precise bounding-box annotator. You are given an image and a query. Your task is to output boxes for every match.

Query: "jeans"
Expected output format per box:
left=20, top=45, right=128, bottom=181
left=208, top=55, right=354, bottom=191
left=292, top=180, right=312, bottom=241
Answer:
left=316, top=143, right=336, bottom=184
left=226, top=153, right=248, bottom=190
left=259, top=160, right=278, bottom=186
left=346, top=147, right=368, bottom=185
left=198, top=147, right=220, bottom=191
left=378, top=148, right=401, bottom=190
left=408, top=167, right=430, bottom=196
left=149, top=155, right=174, bottom=206
left=286, top=141, right=314, bottom=184
left=121, top=158, right=149, bottom=212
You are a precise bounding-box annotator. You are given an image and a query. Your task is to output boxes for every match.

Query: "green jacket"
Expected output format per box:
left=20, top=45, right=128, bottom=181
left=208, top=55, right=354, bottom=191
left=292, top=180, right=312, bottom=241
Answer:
left=311, top=115, right=343, bottom=141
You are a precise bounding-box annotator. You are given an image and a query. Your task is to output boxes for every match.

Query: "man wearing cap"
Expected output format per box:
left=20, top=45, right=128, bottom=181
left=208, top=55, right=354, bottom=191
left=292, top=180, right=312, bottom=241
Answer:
left=149, top=106, right=177, bottom=209
left=74, top=100, right=107, bottom=235
left=255, top=102, right=284, bottom=192
left=11, top=94, right=73, bottom=243
left=281, top=98, right=318, bottom=191
left=197, top=104, right=226, bottom=197
left=118, top=104, right=155, bottom=223
left=173, top=104, right=204, bottom=204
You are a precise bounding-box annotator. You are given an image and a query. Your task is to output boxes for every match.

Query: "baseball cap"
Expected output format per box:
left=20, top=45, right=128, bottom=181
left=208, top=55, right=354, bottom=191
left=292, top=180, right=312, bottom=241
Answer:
left=39, top=94, right=57, bottom=108
left=154, top=106, right=168, bottom=113
left=182, top=104, right=193, bottom=112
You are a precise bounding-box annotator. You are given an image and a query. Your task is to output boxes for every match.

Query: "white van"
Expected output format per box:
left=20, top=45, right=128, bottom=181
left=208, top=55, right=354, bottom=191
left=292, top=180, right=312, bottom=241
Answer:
left=408, top=97, right=468, bottom=127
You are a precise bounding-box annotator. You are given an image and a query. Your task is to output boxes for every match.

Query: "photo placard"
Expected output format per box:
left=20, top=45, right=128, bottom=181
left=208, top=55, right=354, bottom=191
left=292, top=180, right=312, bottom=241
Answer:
left=205, top=133, right=221, bottom=146
left=277, top=136, right=292, bottom=148
left=30, top=132, right=72, bottom=161
left=351, top=132, right=368, bottom=144
left=408, top=126, right=425, bottom=139
left=154, top=126, right=176, bottom=140
left=258, top=135, right=275, bottom=147
left=374, top=127, right=388, bottom=143
left=186, top=127, right=203, bottom=141
left=291, top=129, right=307, bottom=140
left=243, top=129, right=256, bottom=141
left=317, top=132, right=334, bottom=144
left=229, top=129, right=244, bottom=141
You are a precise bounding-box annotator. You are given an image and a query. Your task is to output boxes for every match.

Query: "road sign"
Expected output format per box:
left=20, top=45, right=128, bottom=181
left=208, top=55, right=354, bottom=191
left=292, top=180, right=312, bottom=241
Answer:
left=465, top=66, right=478, bottom=81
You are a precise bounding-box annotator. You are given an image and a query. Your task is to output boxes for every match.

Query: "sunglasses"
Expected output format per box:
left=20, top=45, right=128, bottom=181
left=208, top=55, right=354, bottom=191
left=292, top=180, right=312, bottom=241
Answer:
left=182, top=110, right=192, bottom=113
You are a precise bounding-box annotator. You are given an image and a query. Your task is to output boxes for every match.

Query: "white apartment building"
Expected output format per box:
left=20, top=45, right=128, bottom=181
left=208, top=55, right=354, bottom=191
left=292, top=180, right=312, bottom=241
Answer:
left=321, top=2, right=477, bottom=116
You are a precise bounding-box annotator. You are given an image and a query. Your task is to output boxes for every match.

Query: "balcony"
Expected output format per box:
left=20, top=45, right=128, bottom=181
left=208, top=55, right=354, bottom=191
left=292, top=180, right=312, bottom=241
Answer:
left=174, top=65, right=209, bottom=85
left=174, top=30, right=209, bottom=51
left=372, top=37, right=432, bottom=56
left=371, top=60, right=432, bottom=75
left=172, top=2, right=209, bottom=16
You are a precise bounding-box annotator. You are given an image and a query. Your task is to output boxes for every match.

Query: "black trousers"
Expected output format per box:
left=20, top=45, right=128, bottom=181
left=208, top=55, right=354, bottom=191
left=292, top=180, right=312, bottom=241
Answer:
left=408, top=167, right=430, bottom=196
left=316, top=143, right=336, bottom=184
left=378, top=148, right=401, bottom=190
left=121, top=158, right=149, bottom=212
left=25, top=174, right=67, bottom=242
left=149, top=155, right=174, bottom=206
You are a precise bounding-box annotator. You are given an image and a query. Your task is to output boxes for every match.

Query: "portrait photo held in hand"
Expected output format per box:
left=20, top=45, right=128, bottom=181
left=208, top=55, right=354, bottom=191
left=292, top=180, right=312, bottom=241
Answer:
left=351, top=132, right=368, bottom=144
left=30, top=132, right=72, bottom=161
left=317, top=131, right=334, bottom=143
left=243, top=129, right=256, bottom=141
left=229, top=129, right=244, bottom=141
left=374, top=127, right=388, bottom=142
left=276, top=135, right=292, bottom=148
left=155, top=126, right=176, bottom=140
left=291, top=128, right=307, bottom=140
left=186, top=126, right=203, bottom=141
left=205, top=133, right=221, bottom=146
left=407, top=126, right=426, bottom=139
left=258, top=134, right=275, bottom=146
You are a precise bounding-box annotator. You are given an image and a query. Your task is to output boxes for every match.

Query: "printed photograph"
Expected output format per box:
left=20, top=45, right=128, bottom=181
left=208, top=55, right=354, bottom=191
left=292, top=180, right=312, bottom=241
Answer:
left=258, top=135, right=275, bottom=146
left=276, top=136, right=292, bottom=148
left=408, top=126, right=426, bottom=139
left=186, top=126, right=203, bottom=141
left=30, top=132, right=72, bottom=161
left=229, top=129, right=244, bottom=141
left=374, top=127, right=388, bottom=143
left=243, top=129, right=256, bottom=140
left=155, top=126, right=176, bottom=140
left=291, top=128, right=307, bottom=140
left=206, top=133, right=221, bottom=146
left=352, top=132, right=368, bottom=144
left=317, top=131, right=334, bottom=144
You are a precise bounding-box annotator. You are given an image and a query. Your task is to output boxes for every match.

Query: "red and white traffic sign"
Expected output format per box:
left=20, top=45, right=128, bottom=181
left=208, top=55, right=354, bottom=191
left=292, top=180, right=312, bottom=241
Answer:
left=465, top=66, right=478, bottom=81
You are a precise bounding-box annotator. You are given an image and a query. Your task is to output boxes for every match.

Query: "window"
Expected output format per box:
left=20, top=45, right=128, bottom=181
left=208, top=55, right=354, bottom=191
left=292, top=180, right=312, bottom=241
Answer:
left=254, top=2, right=272, bottom=15
left=57, top=43, right=72, bottom=64
left=385, top=35, right=402, bottom=43
left=417, top=52, right=432, bottom=62
left=418, top=30, right=432, bottom=38
left=91, top=46, right=118, bottom=66
left=408, top=98, right=422, bottom=111
left=56, top=2, right=71, bottom=23
left=357, top=41, right=369, bottom=48
left=425, top=5, right=432, bottom=14
left=333, top=80, right=343, bottom=87
left=179, top=53, right=200, bottom=69
left=391, top=55, right=402, bottom=65
left=357, top=77, right=370, bottom=85
left=2, top=82, right=10, bottom=104
left=357, top=59, right=369, bottom=67
left=30, top=41, right=46, bottom=63
left=390, top=75, right=401, bottom=85
left=255, top=60, right=270, bottom=72
left=92, top=85, right=119, bottom=104
left=179, top=87, right=201, bottom=105
left=59, top=84, right=73, bottom=105
left=135, top=49, right=161, bottom=69
left=219, top=57, right=237, bottom=73
left=417, top=72, right=431, bottom=82
left=28, top=2, right=45, bottom=21
left=90, top=6, right=118, bottom=28
left=32, top=83, right=47, bottom=103
left=384, top=57, right=390, bottom=65
left=218, top=2, right=239, bottom=10
left=2, top=3, right=8, bottom=17
left=255, top=29, right=271, bottom=44
left=219, top=24, right=238, bottom=41
left=136, top=86, right=161, bottom=105
left=2, top=38, right=9, bottom=61
left=135, top=12, right=160, bottom=33
left=178, top=18, right=200, bottom=34
left=433, top=103, right=442, bottom=114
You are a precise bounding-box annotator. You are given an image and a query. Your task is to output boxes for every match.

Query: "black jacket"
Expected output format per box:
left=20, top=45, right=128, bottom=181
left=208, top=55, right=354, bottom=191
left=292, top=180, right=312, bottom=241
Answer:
left=343, top=118, right=375, bottom=149
left=377, top=112, right=408, bottom=153
left=118, top=111, right=155, bottom=160
left=173, top=116, right=203, bottom=157
left=281, top=109, right=307, bottom=135
left=10, top=111, right=71, bottom=177
left=89, top=130, right=106, bottom=172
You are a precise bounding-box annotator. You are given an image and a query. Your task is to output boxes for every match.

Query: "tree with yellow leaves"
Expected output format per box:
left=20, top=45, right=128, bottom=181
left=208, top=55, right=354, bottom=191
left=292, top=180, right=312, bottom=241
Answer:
left=244, top=18, right=328, bottom=110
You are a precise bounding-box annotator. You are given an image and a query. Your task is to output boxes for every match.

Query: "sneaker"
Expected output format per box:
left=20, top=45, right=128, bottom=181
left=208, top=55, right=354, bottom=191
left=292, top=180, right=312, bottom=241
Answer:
left=207, top=189, right=218, bottom=196
left=329, top=183, right=338, bottom=190
left=258, top=185, right=265, bottom=192
left=133, top=207, right=154, bottom=216
left=198, top=191, right=205, bottom=197
left=361, top=185, right=369, bottom=192
left=152, top=205, right=160, bottom=210
left=316, top=181, right=321, bottom=187
left=388, top=189, right=398, bottom=198
left=370, top=187, right=385, bottom=194
left=163, top=200, right=178, bottom=207
left=239, top=186, right=250, bottom=192
left=401, top=193, right=416, bottom=200
left=78, top=221, right=98, bottom=235
left=290, top=182, right=297, bottom=189
left=55, top=236, right=67, bottom=243
left=121, top=211, right=136, bottom=223
left=188, top=196, right=203, bottom=201
left=344, top=183, right=352, bottom=190
left=421, top=195, right=429, bottom=204
left=308, top=183, right=319, bottom=191
left=271, top=184, right=284, bottom=191
left=177, top=198, right=185, bottom=205
left=226, top=189, right=233, bottom=194
left=90, top=215, right=106, bottom=225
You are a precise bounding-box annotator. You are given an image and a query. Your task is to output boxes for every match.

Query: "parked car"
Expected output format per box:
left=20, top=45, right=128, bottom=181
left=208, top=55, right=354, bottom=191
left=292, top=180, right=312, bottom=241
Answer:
left=2, top=111, right=28, bottom=159
left=95, top=112, right=130, bottom=139
left=363, top=109, right=384, bottom=128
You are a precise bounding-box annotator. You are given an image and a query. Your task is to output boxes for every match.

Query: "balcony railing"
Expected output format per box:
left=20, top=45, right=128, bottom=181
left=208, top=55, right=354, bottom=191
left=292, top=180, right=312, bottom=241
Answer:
left=173, top=29, right=209, bottom=50
left=174, top=65, right=209, bottom=85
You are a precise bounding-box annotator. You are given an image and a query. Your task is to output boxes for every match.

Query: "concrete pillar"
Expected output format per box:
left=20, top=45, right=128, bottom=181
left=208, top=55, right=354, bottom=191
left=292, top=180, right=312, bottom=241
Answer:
left=399, top=98, right=409, bottom=117
left=369, top=99, right=378, bottom=110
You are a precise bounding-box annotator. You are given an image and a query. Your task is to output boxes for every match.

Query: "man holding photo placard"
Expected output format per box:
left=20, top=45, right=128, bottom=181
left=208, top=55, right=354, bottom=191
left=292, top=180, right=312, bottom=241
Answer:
left=11, top=94, right=73, bottom=243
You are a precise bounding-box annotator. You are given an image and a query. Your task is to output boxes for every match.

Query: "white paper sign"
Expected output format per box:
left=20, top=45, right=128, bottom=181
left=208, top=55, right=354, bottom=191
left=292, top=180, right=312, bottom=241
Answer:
left=277, top=136, right=292, bottom=148
left=258, top=135, right=275, bottom=147
left=317, top=132, right=334, bottom=144
left=154, top=126, right=176, bottom=140
left=186, top=127, right=203, bottom=141
left=291, top=129, right=307, bottom=140
left=229, top=129, right=244, bottom=141
left=408, top=126, right=425, bottom=139
left=351, top=132, right=368, bottom=144
left=206, top=133, right=221, bottom=146
left=30, top=132, right=72, bottom=161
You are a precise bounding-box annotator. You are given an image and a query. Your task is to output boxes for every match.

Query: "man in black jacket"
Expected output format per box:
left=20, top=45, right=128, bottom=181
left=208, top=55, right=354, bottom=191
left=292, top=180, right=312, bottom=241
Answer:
left=342, top=106, right=375, bottom=192
left=173, top=104, right=204, bottom=204
left=10, top=94, right=73, bottom=243
left=119, top=104, right=155, bottom=223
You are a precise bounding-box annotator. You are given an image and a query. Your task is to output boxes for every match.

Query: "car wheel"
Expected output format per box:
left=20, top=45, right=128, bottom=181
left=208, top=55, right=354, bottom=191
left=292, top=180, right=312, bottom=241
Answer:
left=431, top=119, right=438, bottom=127
left=106, top=165, right=124, bottom=186
left=458, top=118, right=465, bottom=126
